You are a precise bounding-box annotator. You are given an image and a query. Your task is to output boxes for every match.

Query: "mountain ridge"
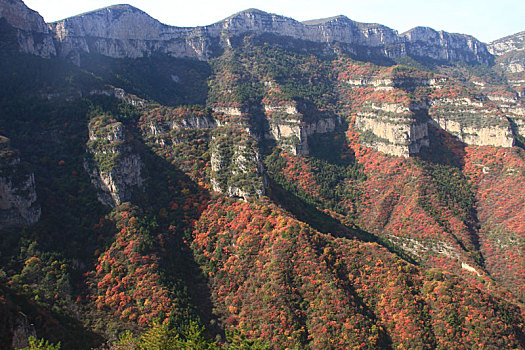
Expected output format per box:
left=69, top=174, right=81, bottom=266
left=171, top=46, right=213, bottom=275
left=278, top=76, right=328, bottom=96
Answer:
left=0, top=0, right=501, bottom=65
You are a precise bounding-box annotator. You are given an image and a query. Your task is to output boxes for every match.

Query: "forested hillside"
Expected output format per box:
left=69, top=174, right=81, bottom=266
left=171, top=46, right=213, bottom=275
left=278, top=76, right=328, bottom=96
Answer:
left=0, top=1, right=524, bottom=349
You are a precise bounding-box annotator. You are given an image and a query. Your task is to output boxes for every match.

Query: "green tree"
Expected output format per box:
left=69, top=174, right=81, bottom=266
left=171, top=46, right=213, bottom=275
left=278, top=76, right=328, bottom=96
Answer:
left=18, top=336, right=60, bottom=350
left=111, top=331, right=139, bottom=350
left=139, top=321, right=177, bottom=350
left=225, top=330, right=272, bottom=349
left=174, top=321, right=218, bottom=350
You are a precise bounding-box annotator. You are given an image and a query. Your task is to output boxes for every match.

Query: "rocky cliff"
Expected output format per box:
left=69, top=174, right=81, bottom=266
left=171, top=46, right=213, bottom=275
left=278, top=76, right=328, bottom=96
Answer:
left=490, top=31, right=525, bottom=89
left=1, top=0, right=494, bottom=65
left=488, top=31, right=525, bottom=98
left=85, top=116, right=144, bottom=207
left=428, top=97, right=515, bottom=147
left=49, top=7, right=492, bottom=64
left=0, top=0, right=56, bottom=57
left=401, top=26, right=491, bottom=64
left=210, top=127, right=267, bottom=200
left=264, top=104, right=339, bottom=155
left=355, top=114, right=429, bottom=157
left=488, top=31, right=525, bottom=57
left=0, top=136, right=41, bottom=228
left=336, top=64, right=524, bottom=156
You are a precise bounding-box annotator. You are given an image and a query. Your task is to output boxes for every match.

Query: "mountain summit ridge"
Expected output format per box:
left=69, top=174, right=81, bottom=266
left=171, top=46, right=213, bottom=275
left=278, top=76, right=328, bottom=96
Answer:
left=0, top=0, right=499, bottom=65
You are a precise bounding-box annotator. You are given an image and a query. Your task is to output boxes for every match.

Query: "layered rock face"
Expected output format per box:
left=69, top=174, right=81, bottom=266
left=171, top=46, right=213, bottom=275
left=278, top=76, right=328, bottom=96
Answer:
left=356, top=96, right=517, bottom=156
left=85, top=116, right=144, bottom=207
left=0, top=136, right=40, bottom=228
left=0, top=0, right=493, bottom=65
left=338, top=65, right=524, bottom=156
left=89, top=87, right=146, bottom=107
left=47, top=5, right=214, bottom=63
left=340, top=73, right=431, bottom=157
left=488, top=31, right=525, bottom=57
left=48, top=7, right=491, bottom=64
left=141, top=106, right=218, bottom=143
left=489, top=31, right=525, bottom=97
left=428, top=97, right=515, bottom=147
left=355, top=114, right=429, bottom=157
left=401, top=27, right=491, bottom=64
left=264, top=104, right=339, bottom=155
left=0, top=0, right=55, bottom=57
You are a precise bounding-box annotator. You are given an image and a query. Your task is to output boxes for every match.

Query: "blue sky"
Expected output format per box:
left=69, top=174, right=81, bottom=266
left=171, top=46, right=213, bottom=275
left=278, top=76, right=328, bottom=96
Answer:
left=23, top=0, right=524, bottom=42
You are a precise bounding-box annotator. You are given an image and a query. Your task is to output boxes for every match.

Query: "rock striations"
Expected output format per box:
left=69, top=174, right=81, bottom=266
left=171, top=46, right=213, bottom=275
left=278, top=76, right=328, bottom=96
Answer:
left=488, top=31, right=525, bottom=57
left=489, top=31, right=525, bottom=80
left=0, top=0, right=55, bottom=57
left=0, top=136, right=40, bottom=228
left=85, top=116, right=144, bottom=207
left=401, top=26, right=490, bottom=64
left=1, top=0, right=493, bottom=65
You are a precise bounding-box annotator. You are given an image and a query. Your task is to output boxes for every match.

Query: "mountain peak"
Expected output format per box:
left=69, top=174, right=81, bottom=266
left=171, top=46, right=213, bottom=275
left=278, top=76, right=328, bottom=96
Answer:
left=223, top=8, right=285, bottom=21
left=237, top=8, right=268, bottom=15
left=54, top=3, right=149, bottom=22
left=106, top=4, right=141, bottom=11
left=401, top=26, right=478, bottom=41
left=302, top=15, right=351, bottom=26
left=490, top=30, right=525, bottom=45
left=0, top=0, right=48, bottom=32
left=48, top=2, right=166, bottom=45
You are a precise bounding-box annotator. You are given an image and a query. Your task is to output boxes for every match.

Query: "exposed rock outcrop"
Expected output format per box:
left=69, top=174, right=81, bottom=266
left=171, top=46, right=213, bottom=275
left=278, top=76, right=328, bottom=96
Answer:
left=429, top=98, right=515, bottom=147
left=85, top=116, right=144, bottom=207
left=140, top=106, right=218, bottom=146
left=48, top=7, right=491, bottom=64
left=355, top=114, right=429, bottom=157
left=264, top=104, right=339, bottom=155
left=47, top=4, right=215, bottom=63
left=1, top=0, right=493, bottom=65
left=210, top=127, right=266, bottom=200
left=89, top=87, right=146, bottom=107
left=0, top=136, right=40, bottom=228
left=401, top=26, right=491, bottom=64
left=0, top=0, right=56, bottom=57
left=488, top=31, right=525, bottom=97
left=339, top=65, right=522, bottom=156
left=10, top=312, right=36, bottom=349
left=488, top=31, right=525, bottom=56
left=354, top=94, right=516, bottom=155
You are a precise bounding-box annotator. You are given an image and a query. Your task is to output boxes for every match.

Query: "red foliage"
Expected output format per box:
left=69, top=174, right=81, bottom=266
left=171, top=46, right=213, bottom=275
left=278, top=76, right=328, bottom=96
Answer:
left=279, top=152, right=321, bottom=198
left=190, top=197, right=524, bottom=349
left=88, top=210, right=175, bottom=325
left=464, top=146, right=525, bottom=300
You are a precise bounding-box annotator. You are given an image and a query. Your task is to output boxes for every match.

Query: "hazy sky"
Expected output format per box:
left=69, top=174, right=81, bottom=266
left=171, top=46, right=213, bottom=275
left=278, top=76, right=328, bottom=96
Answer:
left=23, top=0, right=524, bottom=43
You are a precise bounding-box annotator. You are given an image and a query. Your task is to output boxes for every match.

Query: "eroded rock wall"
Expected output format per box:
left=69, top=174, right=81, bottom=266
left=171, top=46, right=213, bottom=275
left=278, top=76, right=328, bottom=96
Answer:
left=0, top=136, right=40, bottom=228
left=85, top=117, right=144, bottom=207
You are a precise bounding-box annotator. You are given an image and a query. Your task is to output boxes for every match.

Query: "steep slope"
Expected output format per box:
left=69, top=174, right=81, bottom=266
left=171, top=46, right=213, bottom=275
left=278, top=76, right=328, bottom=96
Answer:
left=191, top=198, right=524, bottom=349
left=489, top=30, right=525, bottom=58
left=0, top=0, right=55, bottom=57
left=0, top=1, right=524, bottom=349
left=489, top=31, right=525, bottom=97
left=401, top=26, right=490, bottom=64
left=0, top=137, right=40, bottom=228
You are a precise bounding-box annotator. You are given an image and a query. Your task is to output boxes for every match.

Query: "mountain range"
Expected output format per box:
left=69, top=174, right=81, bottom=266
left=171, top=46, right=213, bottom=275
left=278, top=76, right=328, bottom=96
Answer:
left=0, top=0, right=496, bottom=64
left=0, top=0, right=524, bottom=348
